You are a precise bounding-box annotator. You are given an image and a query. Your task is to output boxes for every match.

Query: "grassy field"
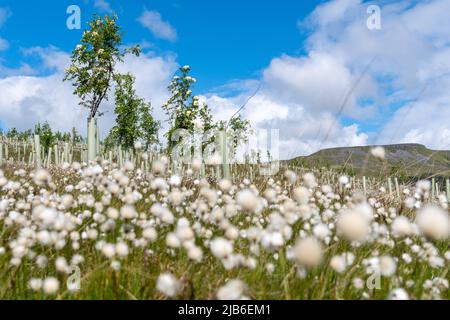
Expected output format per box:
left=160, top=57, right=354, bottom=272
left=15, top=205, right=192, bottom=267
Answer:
left=0, top=158, right=448, bottom=300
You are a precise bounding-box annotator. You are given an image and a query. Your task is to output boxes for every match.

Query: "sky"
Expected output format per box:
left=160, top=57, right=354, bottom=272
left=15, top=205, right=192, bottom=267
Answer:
left=0, top=0, right=449, bottom=159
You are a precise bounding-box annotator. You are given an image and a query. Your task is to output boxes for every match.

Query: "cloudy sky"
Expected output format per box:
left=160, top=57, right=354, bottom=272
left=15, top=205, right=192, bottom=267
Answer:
left=0, top=0, right=449, bottom=159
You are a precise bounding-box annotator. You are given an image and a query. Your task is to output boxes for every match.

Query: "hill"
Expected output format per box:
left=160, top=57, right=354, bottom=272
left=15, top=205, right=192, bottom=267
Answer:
left=289, top=143, right=450, bottom=179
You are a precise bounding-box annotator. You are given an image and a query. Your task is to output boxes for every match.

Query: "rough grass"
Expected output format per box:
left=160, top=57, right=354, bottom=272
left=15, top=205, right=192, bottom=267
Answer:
left=0, top=161, right=448, bottom=300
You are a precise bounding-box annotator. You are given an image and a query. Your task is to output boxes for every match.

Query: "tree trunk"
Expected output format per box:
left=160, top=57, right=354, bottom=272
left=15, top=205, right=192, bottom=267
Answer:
left=219, top=130, right=230, bottom=180
left=34, top=134, right=41, bottom=167
left=87, top=117, right=97, bottom=162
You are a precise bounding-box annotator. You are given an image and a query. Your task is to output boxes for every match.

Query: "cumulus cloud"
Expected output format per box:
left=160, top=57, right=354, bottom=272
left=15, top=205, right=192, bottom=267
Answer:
left=94, top=0, right=112, bottom=13
left=301, top=0, right=450, bottom=150
left=378, top=76, right=450, bottom=150
left=0, top=38, right=9, bottom=51
left=262, top=52, right=377, bottom=118
left=138, top=10, right=177, bottom=42
left=0, top=62, right=37, bottom=77
left=22, top=46, right=71, bottom=73
left=200, top=84, right=369, bottom=159
left=0, top=7, right=11, bottom=51
left=0, top=7, right=10, bottom=26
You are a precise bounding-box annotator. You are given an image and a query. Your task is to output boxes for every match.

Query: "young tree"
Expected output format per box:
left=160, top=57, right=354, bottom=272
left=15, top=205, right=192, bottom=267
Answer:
left=64, top=14, right=140, bottom=119
left=162, top=65, right=200, bottom=151
left=6, top=128, right=18, bottom=139
left=106, top=73, right=141, bottom=150
left=227, top=115, right=251, bottom=153
left=64, top=14, right=140, bottom=159
left=71, top=127, right=83, bottom=144
left=106, top=73, right=160, bottom=151
left=34, top=122, right=55, bottom=154
left=139, top=102, right=160, bottom=151
left=18, top=129, right=32, bottom=140
left=216, top=116, right=251, bottom=158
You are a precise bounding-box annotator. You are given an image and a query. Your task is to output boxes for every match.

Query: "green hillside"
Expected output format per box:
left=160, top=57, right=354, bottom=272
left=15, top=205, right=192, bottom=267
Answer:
left=290, top=143, right=450, bottom=180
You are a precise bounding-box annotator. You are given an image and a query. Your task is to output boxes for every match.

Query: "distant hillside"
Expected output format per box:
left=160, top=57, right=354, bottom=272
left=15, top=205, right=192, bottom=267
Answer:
left=289, top=144, right=450, bottom=179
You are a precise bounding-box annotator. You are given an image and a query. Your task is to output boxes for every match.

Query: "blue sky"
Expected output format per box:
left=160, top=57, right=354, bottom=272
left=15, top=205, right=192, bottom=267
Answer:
left=0, top=0, right=450, bottom=157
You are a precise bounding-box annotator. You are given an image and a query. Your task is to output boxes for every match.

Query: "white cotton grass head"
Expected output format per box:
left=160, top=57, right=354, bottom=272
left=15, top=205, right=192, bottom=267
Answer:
left=292, top=237, right=323, bottom=268
left=338, top=175, right=349, bottom=185
left=61, top=194, right=74, bottom=208
left=263, top=188, right=277, bottom=203
left=169, top=190, right=184, bottom=206
left=33, top=168, right=51, bottom=185
left=42, top=277, right=60, bottom=295
left=115, top=242, right=129, bottom=257
left=416, top=180, right=431, bottom=192
left=156, top=273, right=181, bottom=297
left=101, top=243, right=116, bottom=259
left=302, top=172, right=317, bottom=189
left=218, top=179, right=232, bottom=193
left=370, top=146, right=385, bottom=160
left=330, top=255, right=347, bottom=273
left=166, top=232, right=181, bottom=248
left=120, top=205, right=137, bottom=219
left=236, top=189, right=259, bottom=212
left=210, top=237, right=233, bottom=259
left=187, top=246, right=203, bottom=262
left=169, top=175, right=181, bottom=186
left=353, top=202, right=374, bottom=221
left=313, top=223, right=330, bottom=240
left=293, top=187, right=310, bottom=205
left=415, top=204, right=450, bottom=240
left=284, top=170, right=297, bottom=185
left=55, top=257, right=68, bottom=273
left=28, top=278, right=43, bottom=292
left=151, top=160, right=166, bottom=176
left=391, top=216, right=414, bottom=237
left=330, top=252, right=354, bottom=273
left=111, top=260, right=121, bottom=271
left=379, top=255, right=396, bottom=277
left=337, top=209, right=370, bottom=242
left=216, top=279, right=247, bottom=300
left=388, top=288, right=409, bottom=300
left=142, top=227, right=157, bottom=242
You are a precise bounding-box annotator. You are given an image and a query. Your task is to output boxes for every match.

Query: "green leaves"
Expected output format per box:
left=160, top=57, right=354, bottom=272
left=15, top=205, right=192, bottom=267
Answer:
left=163, top=66, right=208, bottom=151
left=106, top=73, right=160, bottom=151
left=34, top=122, right=55, bottom=154
left=139, top=102, right=160, bottom=151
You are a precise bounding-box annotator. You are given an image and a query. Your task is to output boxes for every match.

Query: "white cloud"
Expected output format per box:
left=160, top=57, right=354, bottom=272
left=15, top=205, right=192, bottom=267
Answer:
left=305, top=0, right=450, bottom=99
left=22, top=46, right=71, bottom=73
left=378, top=76, right=450, bottom=150
left=262, top=52, right=377, bottom=118
left=200, top=85, right=369, bottom=159
left=0, top=8, right=10, bottom=27
left=0, top=7, right=11, bottom=51
left=0, top=37, right=8, bottom=51
left=300, top=0, right=450, bottom=150
left=94, top=0, right=112, bottom=13
left=138, top=10, right=177, bottom=42
left=0, top=74, right=84, bottom=133
left=0, top=62, right=36, bottom=77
